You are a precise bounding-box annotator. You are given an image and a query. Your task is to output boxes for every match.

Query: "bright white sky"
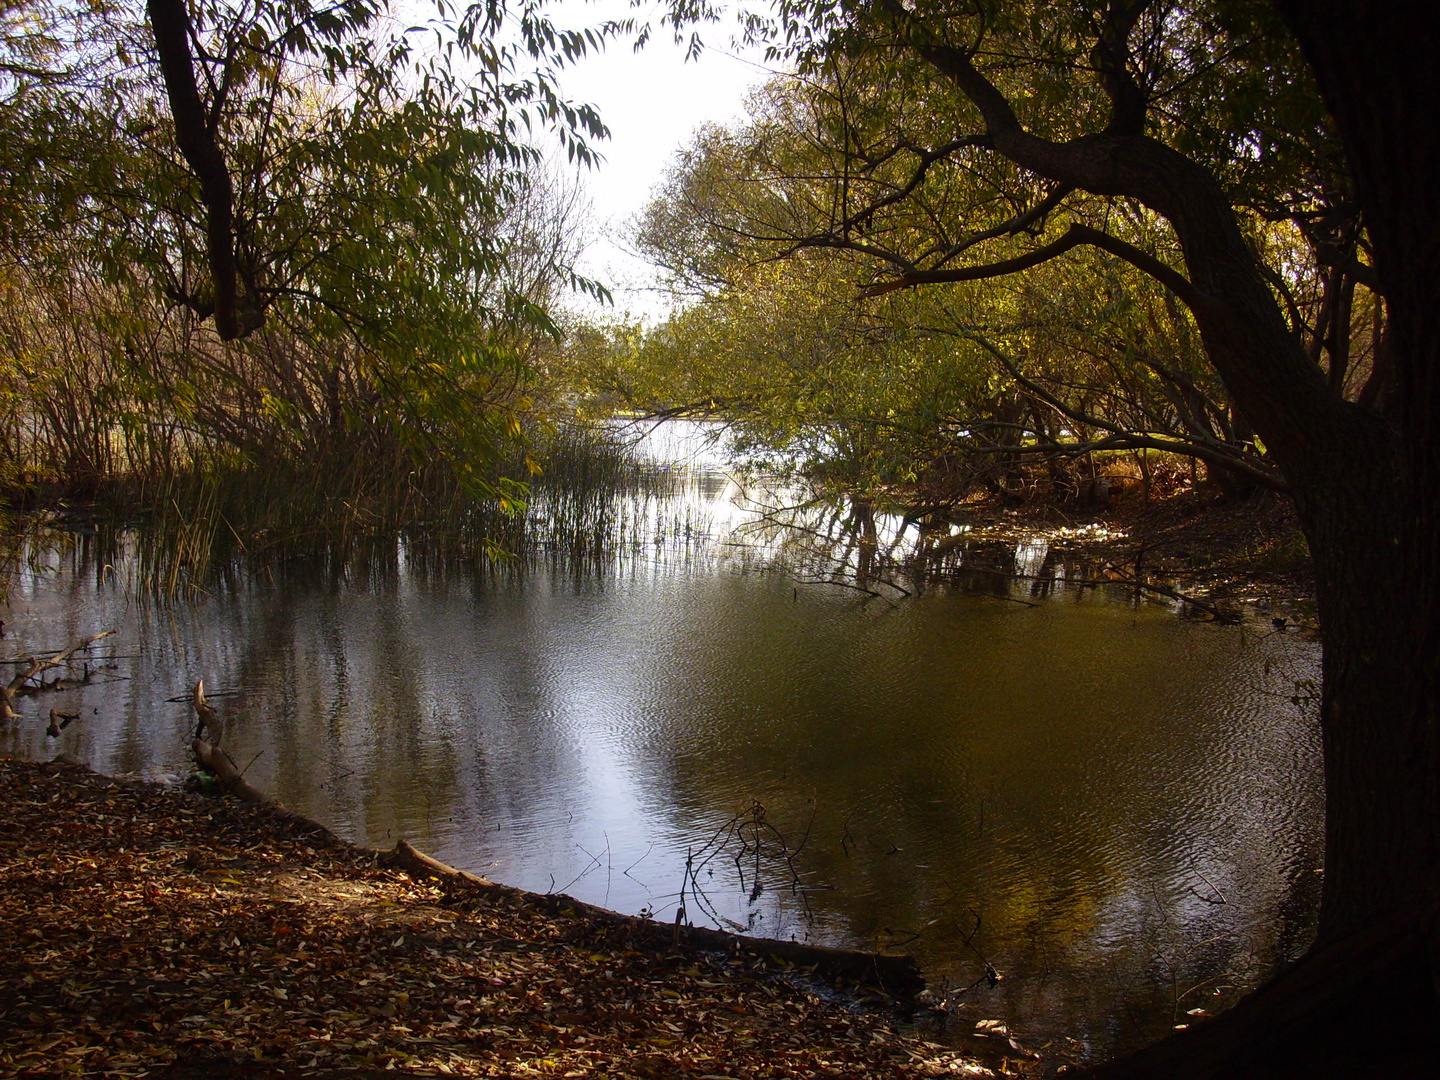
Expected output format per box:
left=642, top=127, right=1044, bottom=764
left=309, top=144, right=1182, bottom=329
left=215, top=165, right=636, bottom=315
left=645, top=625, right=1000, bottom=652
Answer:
left=541, top=0, right=777, bottom=321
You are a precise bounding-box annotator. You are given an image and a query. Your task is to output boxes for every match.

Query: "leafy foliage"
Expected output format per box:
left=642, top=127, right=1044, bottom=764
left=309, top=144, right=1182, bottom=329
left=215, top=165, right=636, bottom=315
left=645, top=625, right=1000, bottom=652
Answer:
left=585, top=40, right=1342, bottom=502
left=0, top=0, right=614, bottom=535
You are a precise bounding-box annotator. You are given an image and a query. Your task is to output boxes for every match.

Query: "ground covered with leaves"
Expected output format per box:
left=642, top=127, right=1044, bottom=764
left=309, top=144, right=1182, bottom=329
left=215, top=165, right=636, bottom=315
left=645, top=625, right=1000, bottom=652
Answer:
left=0, top=757, right=1018, bottom=1078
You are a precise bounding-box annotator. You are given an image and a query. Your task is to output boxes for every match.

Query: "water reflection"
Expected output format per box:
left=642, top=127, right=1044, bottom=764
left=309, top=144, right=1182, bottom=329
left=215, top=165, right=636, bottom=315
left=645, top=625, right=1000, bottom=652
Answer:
left=1, top=422, right=1322, bottom=1062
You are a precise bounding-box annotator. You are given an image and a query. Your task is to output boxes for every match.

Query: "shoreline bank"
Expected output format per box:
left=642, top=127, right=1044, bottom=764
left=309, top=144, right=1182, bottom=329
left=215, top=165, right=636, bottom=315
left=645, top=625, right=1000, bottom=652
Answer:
left=0, top=756, right=1042, bottom=1078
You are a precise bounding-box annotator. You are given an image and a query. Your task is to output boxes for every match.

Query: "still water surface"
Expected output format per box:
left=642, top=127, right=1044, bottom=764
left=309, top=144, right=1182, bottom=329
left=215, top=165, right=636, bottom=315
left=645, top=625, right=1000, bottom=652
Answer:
left=1, top=424, right=1322, bottom=1061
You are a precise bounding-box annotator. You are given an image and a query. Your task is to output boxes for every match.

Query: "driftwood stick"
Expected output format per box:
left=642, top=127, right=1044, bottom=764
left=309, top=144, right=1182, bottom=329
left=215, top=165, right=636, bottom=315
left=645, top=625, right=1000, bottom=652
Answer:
left=1087, top=572, right=1236, bottom=622
left=385, top=839, right=925, bottom=996
left=45, top=708, right=79, bottom=738
left=192, top=679, right=220, bottom=740
left=187, top=684, right=339, bottom=842
left=0, top=629, right=116, bottom=721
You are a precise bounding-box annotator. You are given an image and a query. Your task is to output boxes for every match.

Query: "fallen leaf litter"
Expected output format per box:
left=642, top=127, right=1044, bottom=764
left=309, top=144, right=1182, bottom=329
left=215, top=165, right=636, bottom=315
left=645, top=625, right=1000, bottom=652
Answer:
left=0, top=757, right=1011, bottom=1077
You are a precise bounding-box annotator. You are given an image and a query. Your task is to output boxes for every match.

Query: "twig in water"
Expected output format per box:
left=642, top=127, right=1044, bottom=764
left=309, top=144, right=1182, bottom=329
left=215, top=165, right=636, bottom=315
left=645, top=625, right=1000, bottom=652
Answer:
left=1189, top=868, right=1228, bottom=906
left=792, top=577, right=894, bottom=603
left=603, top=831, right=612, bottom=907
left=557, top=842, right=605, bottom=896
left=880, top=927, right=921, bottom=951
left=1, top=629, right=117, bottom=721
left=674, top=848, right=691, bottom=944
left=622, top=842, right=655, bottom=889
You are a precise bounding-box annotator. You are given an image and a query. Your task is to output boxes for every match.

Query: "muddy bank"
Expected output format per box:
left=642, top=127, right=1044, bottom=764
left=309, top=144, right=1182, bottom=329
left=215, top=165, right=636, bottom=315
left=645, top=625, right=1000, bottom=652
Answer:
left=0, top=757, right=1041, bottom=1077
left=926, top=489, right=1315, bottom=616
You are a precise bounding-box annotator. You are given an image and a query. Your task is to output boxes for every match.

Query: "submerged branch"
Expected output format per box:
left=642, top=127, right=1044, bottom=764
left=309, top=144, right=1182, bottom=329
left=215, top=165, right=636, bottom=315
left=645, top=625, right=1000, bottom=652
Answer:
left=0, top=629, right=117, bottom=722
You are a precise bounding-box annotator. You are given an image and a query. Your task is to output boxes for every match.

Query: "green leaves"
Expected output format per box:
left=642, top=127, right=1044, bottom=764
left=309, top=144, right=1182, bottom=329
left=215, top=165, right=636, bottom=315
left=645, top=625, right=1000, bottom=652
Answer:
left=1, top=0, right=615, bottom=537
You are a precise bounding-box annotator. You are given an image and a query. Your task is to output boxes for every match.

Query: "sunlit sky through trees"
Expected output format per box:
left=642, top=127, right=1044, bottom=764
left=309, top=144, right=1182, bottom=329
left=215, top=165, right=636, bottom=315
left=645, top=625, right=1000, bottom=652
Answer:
left=546, top=0, right=772, bottom=320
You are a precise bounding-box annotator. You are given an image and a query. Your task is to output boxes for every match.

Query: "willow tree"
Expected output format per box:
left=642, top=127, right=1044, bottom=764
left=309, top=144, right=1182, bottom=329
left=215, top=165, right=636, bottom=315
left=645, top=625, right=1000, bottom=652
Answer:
left=631, top=79, right=1288, bottom=500
left=656, top=0, right=1437, bottom=1071
left=138, top=0, right=610, bottom=341
left=2, top=0, right=610, bottom=519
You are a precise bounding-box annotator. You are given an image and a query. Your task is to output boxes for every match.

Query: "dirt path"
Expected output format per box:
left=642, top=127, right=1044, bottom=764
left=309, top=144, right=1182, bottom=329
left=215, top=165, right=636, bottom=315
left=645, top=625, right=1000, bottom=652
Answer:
left=0, top=758, right=1023, bottom=1078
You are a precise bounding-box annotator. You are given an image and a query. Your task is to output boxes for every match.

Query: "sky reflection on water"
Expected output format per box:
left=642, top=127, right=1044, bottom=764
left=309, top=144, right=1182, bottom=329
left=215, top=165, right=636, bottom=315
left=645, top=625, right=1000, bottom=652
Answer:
left=1, top=422, right=1323, bottom=1061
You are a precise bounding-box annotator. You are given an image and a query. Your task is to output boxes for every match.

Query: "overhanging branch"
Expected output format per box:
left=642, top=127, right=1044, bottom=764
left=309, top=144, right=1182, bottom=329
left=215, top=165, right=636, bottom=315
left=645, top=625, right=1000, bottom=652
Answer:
left=970, top=432, right=1289, bottom=492
left=861, top=223, right=1091, bottom=296
left=861, top=222, right=1212, bottom=318
left=934, top=325, right=1287, bottom=492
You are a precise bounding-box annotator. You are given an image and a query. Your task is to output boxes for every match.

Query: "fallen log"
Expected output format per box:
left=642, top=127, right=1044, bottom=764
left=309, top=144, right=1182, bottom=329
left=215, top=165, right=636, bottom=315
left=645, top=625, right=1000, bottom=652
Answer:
left=392, top=839, right=506, bottom=890
left=387, top=838, right=925, bottom=996
left=192, top=738, right=274, bottom=806
left=180, top=685, right=925, bottom=998
left=188, top=683, right=339, bottom=842
left=0, top=629, right=116, bottom=721
left=189, top=681, right=270, bottom=804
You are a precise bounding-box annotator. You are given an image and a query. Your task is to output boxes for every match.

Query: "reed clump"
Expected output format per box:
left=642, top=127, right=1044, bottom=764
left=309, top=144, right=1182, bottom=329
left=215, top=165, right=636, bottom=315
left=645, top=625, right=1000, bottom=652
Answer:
left=3, top=420, right=678, bottom=598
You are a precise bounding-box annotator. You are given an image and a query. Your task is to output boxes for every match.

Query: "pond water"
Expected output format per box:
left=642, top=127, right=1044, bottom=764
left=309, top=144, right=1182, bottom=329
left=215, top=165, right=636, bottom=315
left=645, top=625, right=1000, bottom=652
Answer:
left=0, top=422, right=1323, bottom=1063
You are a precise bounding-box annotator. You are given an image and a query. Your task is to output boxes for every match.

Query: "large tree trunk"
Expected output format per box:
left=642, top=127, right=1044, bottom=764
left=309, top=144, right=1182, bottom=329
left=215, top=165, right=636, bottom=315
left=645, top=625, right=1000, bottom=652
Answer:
left=1275, top=0, right=1440, bottom=939
left=900, top=2, right=1438, bottom=938
left=887, top=2, right=1440, bottom=1072
left=1081, top=3, right=1440, bottom=1074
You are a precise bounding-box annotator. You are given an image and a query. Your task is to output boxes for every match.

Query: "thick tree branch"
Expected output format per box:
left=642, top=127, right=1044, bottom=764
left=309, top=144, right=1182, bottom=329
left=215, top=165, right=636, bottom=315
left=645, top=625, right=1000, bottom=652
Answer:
left=1313, top=239, right=1381, bottom=294
left=861, top=222, right=1090, bottom=295
left=871, top=0, right=1362, bottom=485
left=968, top=432, right=1288, bottom=492
left=862, top=221, right=1210, bottom=316
left=1090, top=0, right=1155, bottom=135
left=1070, top=223, right=1210, bottom=309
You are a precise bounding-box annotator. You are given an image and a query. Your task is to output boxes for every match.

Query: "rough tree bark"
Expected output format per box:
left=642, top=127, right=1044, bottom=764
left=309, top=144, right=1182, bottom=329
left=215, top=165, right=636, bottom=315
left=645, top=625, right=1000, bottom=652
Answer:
left=1274, top=0, right=1440, bottom=939
left=146, top=0, right=263, bottom=340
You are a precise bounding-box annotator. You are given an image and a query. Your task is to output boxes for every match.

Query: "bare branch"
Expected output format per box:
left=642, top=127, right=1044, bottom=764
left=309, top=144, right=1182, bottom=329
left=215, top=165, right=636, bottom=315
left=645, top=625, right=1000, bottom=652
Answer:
left=0, top=630, right=117, bottom=722
left=934, top=327, right=1287, bottom=491
left=815, top=132, right=992, bottom=239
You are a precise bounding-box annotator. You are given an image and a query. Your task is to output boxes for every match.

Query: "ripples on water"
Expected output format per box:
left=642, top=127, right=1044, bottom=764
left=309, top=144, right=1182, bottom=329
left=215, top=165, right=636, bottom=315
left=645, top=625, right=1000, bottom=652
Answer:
left=0, top=421, right=1322, bottom=1062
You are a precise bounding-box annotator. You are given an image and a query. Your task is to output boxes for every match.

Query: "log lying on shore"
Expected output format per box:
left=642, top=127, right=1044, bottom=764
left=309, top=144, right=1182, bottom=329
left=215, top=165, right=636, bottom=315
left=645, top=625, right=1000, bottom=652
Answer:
left=184, top=682, right=924, bottom=998
left=192, top=738, right=273, bottom=806
left=388, top=838, right=925, bottom=996
left=190, top=735, right=340, bottom=841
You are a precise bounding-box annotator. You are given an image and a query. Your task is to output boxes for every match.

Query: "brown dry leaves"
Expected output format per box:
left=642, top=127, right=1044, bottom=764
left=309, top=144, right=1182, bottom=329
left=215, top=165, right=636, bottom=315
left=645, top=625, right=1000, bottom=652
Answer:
left=0, top=758, right=995, bottom=1078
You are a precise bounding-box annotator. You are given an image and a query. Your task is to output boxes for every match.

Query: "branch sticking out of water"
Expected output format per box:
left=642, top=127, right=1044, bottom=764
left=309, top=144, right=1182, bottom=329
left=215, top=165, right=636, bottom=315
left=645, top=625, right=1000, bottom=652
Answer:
left=0, top=628, right=117, bottom=722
